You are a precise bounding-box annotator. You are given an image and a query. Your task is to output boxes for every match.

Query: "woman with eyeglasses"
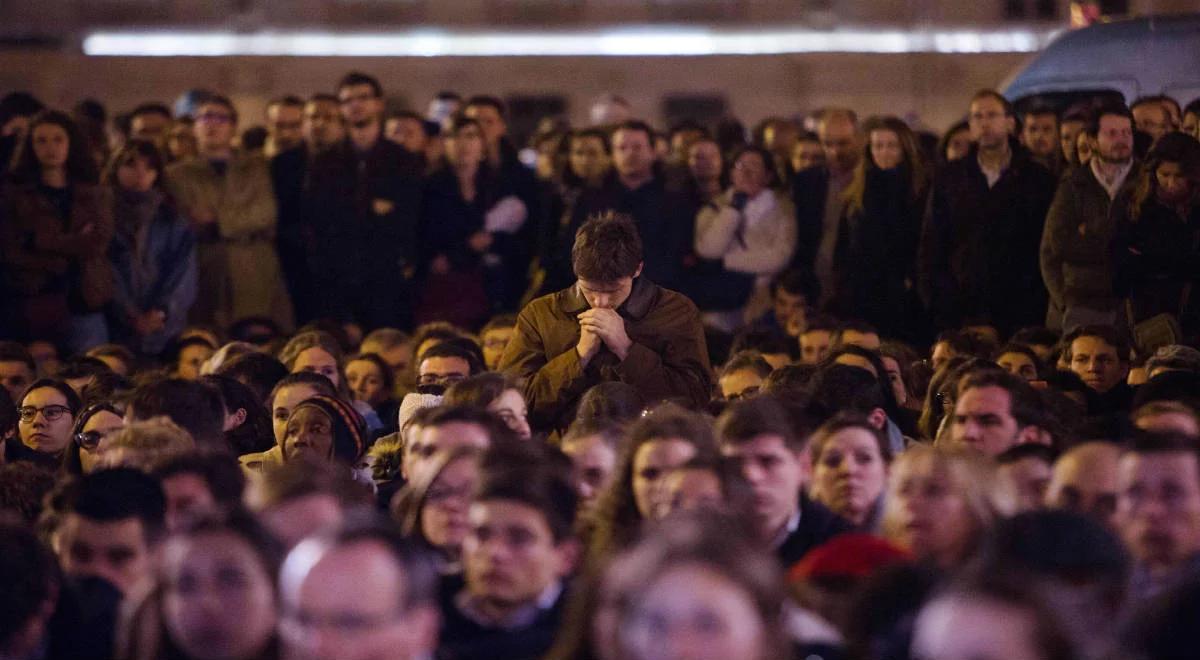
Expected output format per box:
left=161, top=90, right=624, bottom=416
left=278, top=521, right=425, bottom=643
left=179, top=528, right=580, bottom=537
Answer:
left=391, top=445, right=483, bottom=576
left=10, top=378, right=82, bottom=469
left=61, top=401, right=124, bottom=475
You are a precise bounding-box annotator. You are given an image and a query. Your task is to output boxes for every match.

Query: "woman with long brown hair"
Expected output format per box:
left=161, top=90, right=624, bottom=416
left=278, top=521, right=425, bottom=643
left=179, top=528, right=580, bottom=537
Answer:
left=1112, top=132, right=1200, bottom=344
left=1, top=110, right=113, bottom=351
left=833, top=115, right=930, bottom=342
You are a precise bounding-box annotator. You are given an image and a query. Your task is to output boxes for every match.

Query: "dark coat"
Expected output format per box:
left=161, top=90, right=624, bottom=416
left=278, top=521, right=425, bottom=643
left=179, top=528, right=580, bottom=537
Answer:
left=918, top=141, right=1057, bottom=334
left=560, top=175, right=693, bottom=292
left=1112, top=191, right=1200, bottom=336
left=270, top=144, right=317, bottom=322
left=777, top=492, right=856, bottom=569
left=789, top=165, right=832, bottom=277
left=498, top=277, right=712, bottom=433
left=437, top=576, right=568, bottom=660
left=1039, top=162, right=1133, bottom=313
left=832, top=168, right=926, bottom=340
left=303, top=136, right=423, bottom=327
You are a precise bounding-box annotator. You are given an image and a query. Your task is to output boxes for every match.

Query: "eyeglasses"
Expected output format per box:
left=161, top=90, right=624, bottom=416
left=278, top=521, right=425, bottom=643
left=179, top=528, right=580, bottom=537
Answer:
left=416, top=373, right=467, bottom=387
left=17, top=405, right=72, bottom=423
left=75, top=430, right=105, bottom=451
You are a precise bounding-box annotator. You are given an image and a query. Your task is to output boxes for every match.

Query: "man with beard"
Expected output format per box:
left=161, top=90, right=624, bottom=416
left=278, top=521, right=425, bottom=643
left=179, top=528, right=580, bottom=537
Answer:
left=1041, top=106, right=1137, bottom=333
left=304, top=72, right=423, bottom=330
left=1020, top=105, right=1063, bottom=176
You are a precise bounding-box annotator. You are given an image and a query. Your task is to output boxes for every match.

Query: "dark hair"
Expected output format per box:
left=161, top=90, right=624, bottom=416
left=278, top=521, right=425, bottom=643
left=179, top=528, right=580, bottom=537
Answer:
left=762, top=364, right=817, bottom=394
left=0, top=464, right=56, bottom=524
left=464, top=95, right=507, bottom=119
left=268, top=372, right=339, bottom=410
left=196, top=95, right=238, bottom=125
left=717, top=395, right=801, bottom=451
left=45, top=467, right=166, bottom=545
left=130, top=102, right=172, bottom=122
left=1062, top=325, right=1130, bottom=364
left=153, top=451, right=247, bottom=509
left=970, top=89, right=1014, bottom=116
left=480, top=313, right=518, bottom=335
left=443, top=372, right=517, bottom=410
left=957, top=370, right=1045, bottom=430
left=0, top=341, right=36, bottom=373
left=423, top=404, right=514, bottom=444
left=808, top=362, right=888, bottom=424
left=0, top=91, right=45, bottom=125
left=217, top=352, right=289, bottom=404
left=10, top=110, right=99, bottom=184
left=0, top=387, right=15, bottom=452
left=200, top=374, right=274, bottom=455
left=1085, top=104, right=1134, bottom=137
left=994, top=342, right=1043, bottom=368
left=337, top=71, right=383, bottom=98
left=571, top=212, right=643, bottom=281
left=769, top=269, right=815, bottom=302
left=574, top=382, right=645, bottom=425
left=60, top=401, right=121, bottom=476
left=308, top=92, right=340, bottom=106
left=728, top=145, right=779, bottom=188
left=1011, top=326, right=1059, bottom=348
left=1127, top=131, right=1200, bottom=223
left=611, top=119, right=655, bottom=144
left=995, top=443, right=1058, bottom=466
left=126, top=378, right=225, bottom=450
left=419, top=340, right=483, bottom=376
left=0, top=523, right=60, bottom=645
left=589, top=405, right=719, bottom=558
left=475, top=442, right=577, bottom=542
left=937, top=119, right=970, bottom=163
left=809, top=411, right=893, bottom=465
left=20, top=378, right=83, bottom=418
left=346, top=353, right=397, bottom=400
left=730, top=328, right=795, bottom=359
left=103, top=139, right=167, bottom=191
left=803, top=313, right=840, bottom=335
left=267, top=95, right=305, bottom=111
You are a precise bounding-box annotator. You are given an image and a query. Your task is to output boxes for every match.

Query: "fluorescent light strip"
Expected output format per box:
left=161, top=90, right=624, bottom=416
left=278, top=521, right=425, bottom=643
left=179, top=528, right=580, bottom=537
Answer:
left=82, top=27, right=1060, bottom=57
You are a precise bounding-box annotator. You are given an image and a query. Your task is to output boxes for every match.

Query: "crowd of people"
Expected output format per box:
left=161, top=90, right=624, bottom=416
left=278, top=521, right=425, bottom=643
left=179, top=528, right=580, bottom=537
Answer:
left=0, top=72, right=1199, bottom=660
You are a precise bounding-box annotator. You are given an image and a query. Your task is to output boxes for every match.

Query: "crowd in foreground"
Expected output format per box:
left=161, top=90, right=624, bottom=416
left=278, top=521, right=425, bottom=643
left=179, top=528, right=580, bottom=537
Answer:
left=0, top=74, right=1199, bottom=660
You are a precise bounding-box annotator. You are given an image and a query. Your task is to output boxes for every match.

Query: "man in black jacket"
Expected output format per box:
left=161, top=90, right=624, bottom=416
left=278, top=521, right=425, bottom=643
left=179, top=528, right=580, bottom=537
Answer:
left=919, top=90, right=1058, bottom=337
left=717, top=395, right=852, bottom=568
left=304, top=72, right=423, bottom=330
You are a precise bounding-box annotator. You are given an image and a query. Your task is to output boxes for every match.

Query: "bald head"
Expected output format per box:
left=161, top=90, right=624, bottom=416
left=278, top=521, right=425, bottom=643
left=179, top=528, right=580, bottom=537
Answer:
left=1045, top=442, right=1122, bottom=528
left=817, top=108, right=861, bottom=175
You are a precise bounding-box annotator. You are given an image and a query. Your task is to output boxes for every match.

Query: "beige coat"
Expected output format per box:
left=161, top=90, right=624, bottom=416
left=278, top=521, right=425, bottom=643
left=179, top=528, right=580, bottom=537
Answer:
left=166, top=153, right=293, bottom=329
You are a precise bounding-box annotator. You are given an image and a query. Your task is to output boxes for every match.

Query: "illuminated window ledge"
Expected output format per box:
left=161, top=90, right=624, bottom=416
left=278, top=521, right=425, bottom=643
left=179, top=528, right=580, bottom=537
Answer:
left=82, top=26, right=1062, bottom=57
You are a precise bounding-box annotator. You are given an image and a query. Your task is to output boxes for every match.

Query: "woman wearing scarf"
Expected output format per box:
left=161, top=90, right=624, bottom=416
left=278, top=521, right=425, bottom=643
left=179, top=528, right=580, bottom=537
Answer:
left=106, top=139, right=198, bottom=356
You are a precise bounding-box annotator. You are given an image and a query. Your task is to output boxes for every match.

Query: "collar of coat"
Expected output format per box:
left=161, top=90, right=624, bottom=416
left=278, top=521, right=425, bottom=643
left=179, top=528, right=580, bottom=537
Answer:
left=558, top=276, right=658, bottom=321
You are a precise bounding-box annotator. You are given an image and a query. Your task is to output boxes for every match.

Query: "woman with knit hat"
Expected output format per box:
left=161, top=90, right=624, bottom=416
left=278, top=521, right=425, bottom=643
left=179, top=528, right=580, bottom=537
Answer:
left=280, top=394, right=367, bottom=467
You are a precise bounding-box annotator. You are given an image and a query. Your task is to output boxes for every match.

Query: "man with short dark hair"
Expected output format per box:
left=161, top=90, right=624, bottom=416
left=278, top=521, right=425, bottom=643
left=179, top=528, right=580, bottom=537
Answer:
left=279, top=519, right=440, bottom=660
left=752, top=269, right=811, bottom=338
left=153, top=451, right=246, bottom=531
left=500, top=214, right=711, bottom=433
left=947, top=370, right=1046, bottom=457
left=416, top=343, right=481, bottom=395
left=799, top=314, right=838, bottom=365
left=128, top=102, right=172, bottom=141
left=42, top=468, right=166, bottom=596
left=385, top=109, right=432, bottom=159
left=1063, top=325, right=1134, bottom=414
left=438, top=444, right=579, bottom=660
left=265, top=95, right=305, bottom=157
left=125, top=378, right=225, bottom=448
left=1020, top=106, right=1061, bottom=174
left=403, top=405, right=510, bottom=482
left=1115, top=433, right=1200, bottom=601
left=1041, top=106, right=1137, bottom=333
left=918, top=90, right=1057, bottom=335
left=305, top=72, right=424, bottom=330
left=0, top=341, right=35, bottom=402
left=717, top=395, right=851, bottom=566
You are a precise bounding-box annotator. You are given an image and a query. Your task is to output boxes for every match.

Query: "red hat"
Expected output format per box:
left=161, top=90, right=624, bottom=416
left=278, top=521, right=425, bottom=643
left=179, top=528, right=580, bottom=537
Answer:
left=788, top=533, right=912, bottom=582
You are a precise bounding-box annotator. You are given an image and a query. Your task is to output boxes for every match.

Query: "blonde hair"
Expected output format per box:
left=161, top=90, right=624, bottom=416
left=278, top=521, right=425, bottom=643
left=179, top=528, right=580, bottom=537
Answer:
left=99, top=417, right=195, bottom=471
left=881, top=444, right=1015, bottom=558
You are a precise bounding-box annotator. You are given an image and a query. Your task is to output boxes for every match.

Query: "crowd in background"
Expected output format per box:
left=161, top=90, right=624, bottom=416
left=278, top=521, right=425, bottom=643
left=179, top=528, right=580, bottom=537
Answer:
left=0, top=72, right=1198, bottom=660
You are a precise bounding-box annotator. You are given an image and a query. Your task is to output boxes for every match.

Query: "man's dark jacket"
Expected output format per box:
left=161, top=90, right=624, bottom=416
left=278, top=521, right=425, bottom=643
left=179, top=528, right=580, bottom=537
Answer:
left=918, top=140, right=1057, bottom=335
left=777, top=492, right=856, bottom=569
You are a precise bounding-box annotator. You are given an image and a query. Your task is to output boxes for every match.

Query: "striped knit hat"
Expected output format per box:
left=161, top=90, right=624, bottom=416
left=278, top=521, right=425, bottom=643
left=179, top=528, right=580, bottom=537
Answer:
left=290, top=394, right=367, bottom=464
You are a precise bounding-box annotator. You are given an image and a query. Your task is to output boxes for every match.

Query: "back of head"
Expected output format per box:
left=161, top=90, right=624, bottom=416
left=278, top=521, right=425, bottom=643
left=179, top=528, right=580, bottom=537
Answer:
left=153, top=451, right=246, bottom=510
left=101, top=417, right=196, bottom=472
left=572, top=212, right=643, bottom=282
left=575, top=381, right=645, bottom=425
left=216, top=352, right=288, bottom=404
left=0, top=523, right=59, bottom=650
left=127, top=378, right=225, bottom=450
left=808, top=363, right=886, bottom=421
left=45, top=468, right=166, bottom=545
